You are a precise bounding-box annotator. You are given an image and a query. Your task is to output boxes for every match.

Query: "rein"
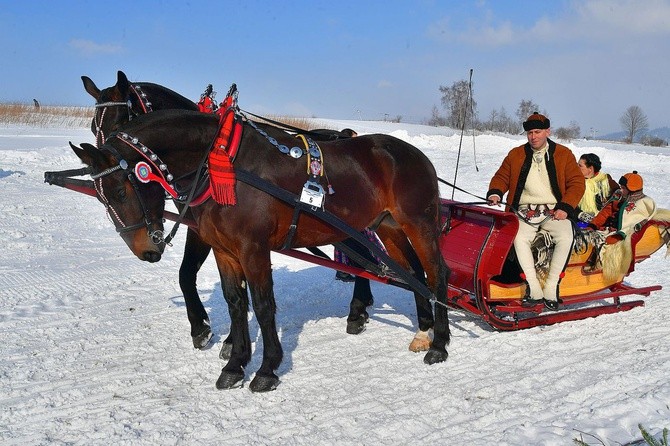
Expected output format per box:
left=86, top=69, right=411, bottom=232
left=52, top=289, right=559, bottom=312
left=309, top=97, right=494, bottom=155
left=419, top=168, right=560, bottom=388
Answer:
left=234, top=169, right=444, bottom=308
left=438, top=176, right=562, bottom=227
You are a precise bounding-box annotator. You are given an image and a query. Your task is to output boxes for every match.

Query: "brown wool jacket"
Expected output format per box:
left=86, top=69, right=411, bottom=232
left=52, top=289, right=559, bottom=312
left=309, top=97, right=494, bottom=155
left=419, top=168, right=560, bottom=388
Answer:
left=487, top=139, right=585, bottom=215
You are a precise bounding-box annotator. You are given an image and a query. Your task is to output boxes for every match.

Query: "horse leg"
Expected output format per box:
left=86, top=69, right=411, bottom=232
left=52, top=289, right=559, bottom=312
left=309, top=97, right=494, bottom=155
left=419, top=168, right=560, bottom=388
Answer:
left=338, top=238, right=376, bottom=335
left=423, top=256, right=450, bottom=365
left=242, top=249, right=283, bottom=392
left=346, top=276, right=373, bottom=334
left=392, top=211, right=450, bottom=364
left=179, top=229, right=214, bottom=349
left=212, top=253, right=252, bottom=390
left=376, top=218, right=436, bottom=352
left=409, top=240, right=449, bottom=364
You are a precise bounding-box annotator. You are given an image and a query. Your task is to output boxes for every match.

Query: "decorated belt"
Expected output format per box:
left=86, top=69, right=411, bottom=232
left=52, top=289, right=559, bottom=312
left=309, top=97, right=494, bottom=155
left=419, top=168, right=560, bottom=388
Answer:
left=517, top=204, right=555, bottom=222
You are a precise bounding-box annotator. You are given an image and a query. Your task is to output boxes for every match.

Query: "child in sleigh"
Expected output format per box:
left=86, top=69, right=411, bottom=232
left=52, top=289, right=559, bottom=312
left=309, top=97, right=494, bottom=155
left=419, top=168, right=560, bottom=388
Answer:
left=583, top=171, right=669, bottom=279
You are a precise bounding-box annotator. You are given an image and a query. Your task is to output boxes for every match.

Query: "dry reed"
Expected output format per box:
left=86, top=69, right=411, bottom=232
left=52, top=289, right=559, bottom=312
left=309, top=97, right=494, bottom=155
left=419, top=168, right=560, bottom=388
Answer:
left=0, top=102, right=92, bottom=128
left=0, top=102, right=332, bottom=132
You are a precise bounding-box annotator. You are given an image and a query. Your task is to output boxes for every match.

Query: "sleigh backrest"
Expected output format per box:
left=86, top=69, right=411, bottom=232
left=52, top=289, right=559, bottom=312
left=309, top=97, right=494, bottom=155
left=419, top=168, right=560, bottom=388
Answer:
left=439, top=200, right=518, bottom=293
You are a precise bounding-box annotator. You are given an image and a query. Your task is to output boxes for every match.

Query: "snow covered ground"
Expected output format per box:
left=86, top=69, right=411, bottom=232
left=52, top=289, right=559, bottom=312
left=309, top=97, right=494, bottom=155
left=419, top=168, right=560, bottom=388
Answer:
left=1, top=121, right=669, bottom=445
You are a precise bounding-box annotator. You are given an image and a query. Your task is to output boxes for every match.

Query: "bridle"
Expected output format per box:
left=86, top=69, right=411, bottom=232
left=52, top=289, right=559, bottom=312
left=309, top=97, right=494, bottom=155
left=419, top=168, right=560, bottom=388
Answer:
left=91, top=140, right=167, bottom=245
left=93, top=84, right=153, bottom=147
left=92, top=129, right=210, bottom=246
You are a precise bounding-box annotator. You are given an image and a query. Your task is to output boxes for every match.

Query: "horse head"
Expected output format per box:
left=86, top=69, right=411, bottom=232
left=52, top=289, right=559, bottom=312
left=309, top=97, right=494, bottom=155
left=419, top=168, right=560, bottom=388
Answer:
left=70, top=140, right=167, bottom=262
left=81, top=70, right=198, bottom=147
left=82, top=71, right=141, bottom=146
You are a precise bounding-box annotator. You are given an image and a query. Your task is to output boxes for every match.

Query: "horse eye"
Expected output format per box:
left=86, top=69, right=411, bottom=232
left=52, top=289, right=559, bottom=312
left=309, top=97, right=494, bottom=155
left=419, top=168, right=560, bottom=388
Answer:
left=116, top=188, right=128, bottom=202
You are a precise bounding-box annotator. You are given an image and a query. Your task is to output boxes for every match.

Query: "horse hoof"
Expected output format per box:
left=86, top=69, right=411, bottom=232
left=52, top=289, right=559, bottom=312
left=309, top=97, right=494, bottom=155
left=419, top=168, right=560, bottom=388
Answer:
left=409, top=330, right=432, bottom=352
left=423, top=348, right=448, bottom=365
left=219, top=341, right=233, bottom=360
left=346, top=313, right=368, bottom=335
left=249, top=374, right=279, bottom=392
left=408, top=338, right=431, bottom=352
left=192, top=328, right=213, bottom=349
left=215, top=370, right=245, bottom=390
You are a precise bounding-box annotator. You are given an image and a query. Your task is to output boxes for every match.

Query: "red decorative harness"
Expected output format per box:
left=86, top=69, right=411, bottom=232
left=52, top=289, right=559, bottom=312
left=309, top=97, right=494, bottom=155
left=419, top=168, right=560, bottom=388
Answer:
left=208, top=105, right=243, bottom=205
left=205, top=86, right=243, bottom=206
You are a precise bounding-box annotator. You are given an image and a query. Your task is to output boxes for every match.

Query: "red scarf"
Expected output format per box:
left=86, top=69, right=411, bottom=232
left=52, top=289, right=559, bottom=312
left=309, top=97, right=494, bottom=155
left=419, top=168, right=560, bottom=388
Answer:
left=208, top=103, right=242, bottom=206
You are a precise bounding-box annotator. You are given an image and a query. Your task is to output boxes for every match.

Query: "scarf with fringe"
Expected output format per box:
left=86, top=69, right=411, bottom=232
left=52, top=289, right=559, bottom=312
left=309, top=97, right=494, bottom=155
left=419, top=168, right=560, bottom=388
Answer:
left=578, top=172, right=611, bottom=215
left=208, top=104, right=242, bottom=206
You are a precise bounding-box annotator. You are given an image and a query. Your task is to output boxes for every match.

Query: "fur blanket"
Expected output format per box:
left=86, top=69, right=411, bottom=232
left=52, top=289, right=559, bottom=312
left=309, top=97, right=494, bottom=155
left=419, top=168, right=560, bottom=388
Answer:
left=532, top=208, right=670, bottom=284
left=600, top=207, right=670, bottom=281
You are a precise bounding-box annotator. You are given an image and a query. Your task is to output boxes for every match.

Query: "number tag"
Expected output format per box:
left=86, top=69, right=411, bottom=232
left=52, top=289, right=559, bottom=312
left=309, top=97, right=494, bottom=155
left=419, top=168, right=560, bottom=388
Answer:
left=300, top=181, right=325, bottom=208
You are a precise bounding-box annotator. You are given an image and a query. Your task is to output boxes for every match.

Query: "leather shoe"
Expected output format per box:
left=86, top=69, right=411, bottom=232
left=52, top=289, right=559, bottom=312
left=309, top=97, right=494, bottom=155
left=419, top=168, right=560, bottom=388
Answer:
left=544, top=299, right=559, bottom=311
left=521, top=295, right=543, bottom=307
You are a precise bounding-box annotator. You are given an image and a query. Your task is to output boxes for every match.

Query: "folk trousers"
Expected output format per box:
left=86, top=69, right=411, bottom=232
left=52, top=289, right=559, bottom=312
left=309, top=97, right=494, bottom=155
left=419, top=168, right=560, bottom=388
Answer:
left=514, top=217, right=574, bottom=301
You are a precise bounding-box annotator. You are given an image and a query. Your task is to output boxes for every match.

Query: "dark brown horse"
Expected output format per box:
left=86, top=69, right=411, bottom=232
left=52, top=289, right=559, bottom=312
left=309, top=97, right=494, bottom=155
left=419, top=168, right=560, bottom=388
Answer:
left=71, top=108, right=450, bottom=391
left=80, top=72, right=427, bottom=355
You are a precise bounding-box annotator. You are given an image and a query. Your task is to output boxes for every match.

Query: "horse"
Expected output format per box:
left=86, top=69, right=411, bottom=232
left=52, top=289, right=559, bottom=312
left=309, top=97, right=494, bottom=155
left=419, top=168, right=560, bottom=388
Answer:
left=70, top=108, right=450, bottom=391
left=81, top=71, right=223, bottom=350
left=80, top=72, right=430, bottom=357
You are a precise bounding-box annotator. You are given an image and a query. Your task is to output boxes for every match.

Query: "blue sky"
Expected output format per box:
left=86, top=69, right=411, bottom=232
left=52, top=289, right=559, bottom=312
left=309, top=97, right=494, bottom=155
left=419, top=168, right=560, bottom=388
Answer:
left=2, top=0, right=669, bottom=134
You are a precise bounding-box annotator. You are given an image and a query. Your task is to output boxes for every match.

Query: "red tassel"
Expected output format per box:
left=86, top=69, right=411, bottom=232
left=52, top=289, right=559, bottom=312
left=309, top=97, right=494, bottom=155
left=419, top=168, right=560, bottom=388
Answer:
left=209, top=149, right=236, bottom=206
left=208, top=107, right=238, bottom=206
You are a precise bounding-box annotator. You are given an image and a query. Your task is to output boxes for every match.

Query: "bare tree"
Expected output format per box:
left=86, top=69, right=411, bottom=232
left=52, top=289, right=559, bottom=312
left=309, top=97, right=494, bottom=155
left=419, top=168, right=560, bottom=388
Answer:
left=554, top=121, right=581, bottom=141
left=619, top=105, right=648, bottom=143
left=486, top=109, right=499, bottom=131
left=478, top=106, right=518, bottom=133
left=427, top=105, right=447, bottom=127
left=438, top=80, right=477, bottom=129
left=516, top=99, right=540, bottom=129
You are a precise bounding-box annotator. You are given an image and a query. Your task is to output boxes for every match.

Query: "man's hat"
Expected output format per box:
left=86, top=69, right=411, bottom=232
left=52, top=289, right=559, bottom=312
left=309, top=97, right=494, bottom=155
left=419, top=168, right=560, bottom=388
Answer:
left=619, top=171, right=644, bottom=192
left=523, top=112, right=550, bottom=131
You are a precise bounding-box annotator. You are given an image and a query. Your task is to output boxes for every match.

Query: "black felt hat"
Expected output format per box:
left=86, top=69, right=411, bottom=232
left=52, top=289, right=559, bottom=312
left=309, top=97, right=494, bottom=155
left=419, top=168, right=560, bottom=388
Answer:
left=523, top=112, right=550, bottom=131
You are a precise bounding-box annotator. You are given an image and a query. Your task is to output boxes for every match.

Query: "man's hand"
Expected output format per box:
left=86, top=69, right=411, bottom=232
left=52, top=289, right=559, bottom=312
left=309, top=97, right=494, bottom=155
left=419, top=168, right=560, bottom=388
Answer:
left=487, top=195, right=501, bottom=206
left=553, top=209, right=568, bottom=220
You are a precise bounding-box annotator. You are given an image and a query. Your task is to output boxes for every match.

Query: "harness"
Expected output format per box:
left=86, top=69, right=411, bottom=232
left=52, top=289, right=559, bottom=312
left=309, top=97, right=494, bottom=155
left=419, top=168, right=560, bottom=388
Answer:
left=91, top=93, right=246, bottom=245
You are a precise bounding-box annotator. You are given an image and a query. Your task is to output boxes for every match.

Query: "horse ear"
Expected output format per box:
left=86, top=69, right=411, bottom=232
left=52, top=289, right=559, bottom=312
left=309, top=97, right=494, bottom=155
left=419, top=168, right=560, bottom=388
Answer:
left=116, top=71, right=130, bottom=95
left=70, top=142, right=108, bottom=167
left=81, top=76, right=100, bottom=100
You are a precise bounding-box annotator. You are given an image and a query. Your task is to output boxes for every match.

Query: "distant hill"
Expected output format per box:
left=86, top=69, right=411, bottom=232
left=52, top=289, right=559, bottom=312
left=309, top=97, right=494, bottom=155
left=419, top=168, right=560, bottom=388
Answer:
left=599, top=126, right=670, bottom=143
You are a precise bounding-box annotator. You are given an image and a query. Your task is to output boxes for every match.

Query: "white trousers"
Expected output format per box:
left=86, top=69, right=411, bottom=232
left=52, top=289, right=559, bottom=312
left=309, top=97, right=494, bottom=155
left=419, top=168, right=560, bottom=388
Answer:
left=513, top=217, right=574, bottom=301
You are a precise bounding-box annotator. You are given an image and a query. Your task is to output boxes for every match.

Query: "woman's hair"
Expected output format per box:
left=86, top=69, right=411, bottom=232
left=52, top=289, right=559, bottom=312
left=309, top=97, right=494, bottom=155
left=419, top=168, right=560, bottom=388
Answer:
left=579, top=153, right=602, bottom=173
